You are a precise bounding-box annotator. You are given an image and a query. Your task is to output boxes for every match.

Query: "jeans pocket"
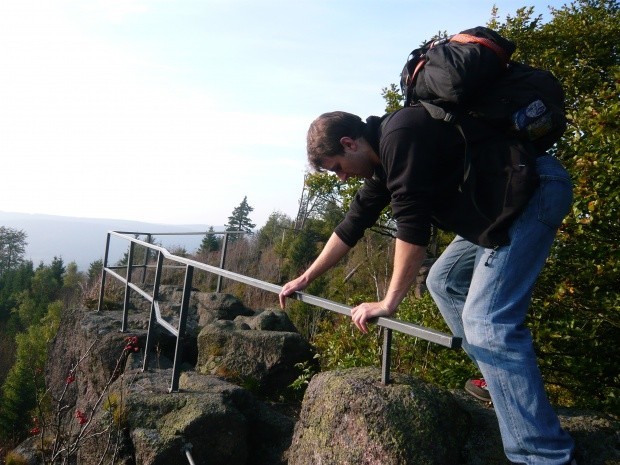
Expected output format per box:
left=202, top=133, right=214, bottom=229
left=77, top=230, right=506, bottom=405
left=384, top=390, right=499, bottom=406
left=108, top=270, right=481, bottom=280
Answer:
left=537, top=175, right=573, bottom=229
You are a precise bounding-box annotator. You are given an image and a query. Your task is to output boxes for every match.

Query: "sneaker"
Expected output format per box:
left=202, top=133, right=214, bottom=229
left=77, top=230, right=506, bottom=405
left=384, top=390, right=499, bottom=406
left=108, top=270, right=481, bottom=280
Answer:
left=464, top=378, right=492, bottom=402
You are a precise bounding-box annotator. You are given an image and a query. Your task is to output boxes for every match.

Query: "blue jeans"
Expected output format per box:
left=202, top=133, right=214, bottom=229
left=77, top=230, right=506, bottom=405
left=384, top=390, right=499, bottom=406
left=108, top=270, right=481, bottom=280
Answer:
left=427, top=156, right=575, bottom=464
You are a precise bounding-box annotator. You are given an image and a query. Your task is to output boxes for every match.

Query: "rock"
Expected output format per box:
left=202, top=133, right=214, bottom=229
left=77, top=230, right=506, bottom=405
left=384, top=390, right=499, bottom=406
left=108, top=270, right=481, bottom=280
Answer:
left=45, top=308, right=151, bottom=413
left=288, top=367, right=470, bottom=465
left=75, top=368, right=294, bottom=465
left=235, top=309, right=299, bottom=332
left=196, top=320, right=315, bottom=397
left=26, top=301, right=619, bottom=465
left=192, top=292, right=253, bottom=326
left=451, top=389, right=620, bottom=465
left=555, top=408, right=620, bottom=465
left=6, top=437, right=42, bottom=465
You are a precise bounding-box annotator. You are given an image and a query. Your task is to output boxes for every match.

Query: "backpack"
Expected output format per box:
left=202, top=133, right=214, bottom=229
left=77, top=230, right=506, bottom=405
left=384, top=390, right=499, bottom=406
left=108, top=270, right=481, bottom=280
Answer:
left=400, top=26, right=567, bottom=154
left=397, top=26, right=568, bottom=247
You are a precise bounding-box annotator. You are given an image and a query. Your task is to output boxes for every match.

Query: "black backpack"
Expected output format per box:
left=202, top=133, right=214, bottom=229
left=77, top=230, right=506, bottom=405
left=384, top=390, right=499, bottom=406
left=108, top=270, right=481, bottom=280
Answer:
left=398, top=27, right=568, bottom=247
left=400, top=26, right=567, bottom=154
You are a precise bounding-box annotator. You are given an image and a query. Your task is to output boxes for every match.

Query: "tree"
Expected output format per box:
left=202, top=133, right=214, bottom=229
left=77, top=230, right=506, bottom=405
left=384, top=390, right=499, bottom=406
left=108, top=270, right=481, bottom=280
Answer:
left=0, top=300, right=61, bottom=441
left=225, top=196, right=256, bottom=242
left=381, top=83, right=404, bottom=113
left=87, top=259, right=103, bottom=285
left=0, top=227, right=27, bottom=277
left=198, top=226, right=221, bottom=254
left=256, top=212, right=293, bottom=250
left=286, top=1, right=619, bottom=412
left=61, top=262, right=85, bottom=307
left=0, top=261, right=34, bottom=321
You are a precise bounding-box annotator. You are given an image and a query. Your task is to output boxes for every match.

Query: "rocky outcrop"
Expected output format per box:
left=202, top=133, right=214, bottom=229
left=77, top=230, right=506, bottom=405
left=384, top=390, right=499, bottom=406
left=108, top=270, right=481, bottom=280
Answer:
left=289, top=368, right=619, bottom=465
left=120, top=364, right=294, bottom=465
left=288, top=367, right=470, bottom=465
left=35, top=293, right=307, bottom=465
left=11, top=289, right=620, bottom=465
left=197, top=310, right=316, bottom=397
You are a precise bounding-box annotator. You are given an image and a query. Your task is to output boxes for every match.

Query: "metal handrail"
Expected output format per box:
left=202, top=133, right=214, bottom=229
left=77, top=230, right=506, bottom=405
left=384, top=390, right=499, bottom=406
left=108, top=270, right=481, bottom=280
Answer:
left=98, top=230, right=461, bottom=391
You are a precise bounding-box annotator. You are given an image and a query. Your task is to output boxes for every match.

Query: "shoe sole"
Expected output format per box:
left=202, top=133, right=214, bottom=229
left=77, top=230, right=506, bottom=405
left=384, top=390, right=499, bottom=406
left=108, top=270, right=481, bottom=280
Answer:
left=464, top=386, right=493, bottom=403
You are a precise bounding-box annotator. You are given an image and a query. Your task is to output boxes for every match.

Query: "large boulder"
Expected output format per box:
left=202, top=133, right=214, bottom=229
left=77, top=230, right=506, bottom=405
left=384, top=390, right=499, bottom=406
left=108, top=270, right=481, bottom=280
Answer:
left=288, top=367, right=470, bottom=465
left=123, top=368, right=294, bottom=465
left=64, top=360, right=294, bottom=465
left=196, top=314, right=315, bottom=397
left=288, top=366, right=620, bottom=465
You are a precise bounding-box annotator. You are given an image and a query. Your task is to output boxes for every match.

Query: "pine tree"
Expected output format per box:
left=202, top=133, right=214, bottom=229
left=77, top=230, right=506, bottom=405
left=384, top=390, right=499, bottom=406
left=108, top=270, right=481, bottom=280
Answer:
left=225, top=196, right=256, bottom=242
left=198, top=226, right=220, bottom=253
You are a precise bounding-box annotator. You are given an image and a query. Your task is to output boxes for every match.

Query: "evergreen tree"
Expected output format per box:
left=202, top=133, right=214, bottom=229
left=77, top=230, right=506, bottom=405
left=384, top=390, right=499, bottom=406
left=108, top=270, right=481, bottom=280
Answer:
left=0, top=300, right=61, bottom=441
left=0, top=262, right=34, bottom=321
left=225, top=196, right=256, bottom=242
left=88, top=259, right=103, bottom=285
left=199, top=226, right=220, bottom=253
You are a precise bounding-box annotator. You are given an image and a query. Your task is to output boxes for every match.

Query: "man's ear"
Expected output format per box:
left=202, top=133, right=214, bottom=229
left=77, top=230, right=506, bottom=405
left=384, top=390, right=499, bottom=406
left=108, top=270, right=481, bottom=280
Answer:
left=340, top=137, right=357, bottom=152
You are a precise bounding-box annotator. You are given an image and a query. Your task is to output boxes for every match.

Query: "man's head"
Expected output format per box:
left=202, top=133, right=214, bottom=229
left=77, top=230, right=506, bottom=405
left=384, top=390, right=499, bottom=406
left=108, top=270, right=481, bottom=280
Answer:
left=306, top=111, right=379, bottom=181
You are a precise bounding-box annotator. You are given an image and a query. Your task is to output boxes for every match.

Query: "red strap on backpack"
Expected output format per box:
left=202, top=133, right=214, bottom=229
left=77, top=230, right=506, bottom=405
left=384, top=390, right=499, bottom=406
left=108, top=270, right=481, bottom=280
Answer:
left=407, top=59, right=426, bottom=87
left=450, top=33, right=510, bottom=66
left=404, top=31, right=511, bottom=96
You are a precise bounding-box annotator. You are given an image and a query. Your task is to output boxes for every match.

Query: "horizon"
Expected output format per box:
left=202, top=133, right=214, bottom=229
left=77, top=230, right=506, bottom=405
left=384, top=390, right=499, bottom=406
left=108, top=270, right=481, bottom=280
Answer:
left=0, top=210, right=230, bottom=271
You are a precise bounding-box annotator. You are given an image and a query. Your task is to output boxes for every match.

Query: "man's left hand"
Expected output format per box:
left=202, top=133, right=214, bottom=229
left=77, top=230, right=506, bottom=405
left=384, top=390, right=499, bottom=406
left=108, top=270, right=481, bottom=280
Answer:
left=351, top=302, right=393, bottom=334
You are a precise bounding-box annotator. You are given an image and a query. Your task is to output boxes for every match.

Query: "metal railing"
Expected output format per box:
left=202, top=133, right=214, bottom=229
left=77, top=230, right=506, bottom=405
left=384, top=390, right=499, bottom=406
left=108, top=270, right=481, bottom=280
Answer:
left=98, top=230, right=461, bottom=392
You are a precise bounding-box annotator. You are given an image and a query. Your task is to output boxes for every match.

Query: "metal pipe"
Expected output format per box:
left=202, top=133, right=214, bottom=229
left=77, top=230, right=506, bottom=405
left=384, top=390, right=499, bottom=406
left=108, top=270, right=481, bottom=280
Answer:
left=216, top=231, right=230, bottom=293
left=97, top=233, right=111, bottom=312
left=143, top=251, right=164, bottom=372
left=141, top=233, right=152, bottom=284
left=182, top=443, right=196, bottom=465
left=170, top=264, right=194, bottom=392
left=121, top=241, right=135, bottom=332
left=381, top=328, right=393, bottom=385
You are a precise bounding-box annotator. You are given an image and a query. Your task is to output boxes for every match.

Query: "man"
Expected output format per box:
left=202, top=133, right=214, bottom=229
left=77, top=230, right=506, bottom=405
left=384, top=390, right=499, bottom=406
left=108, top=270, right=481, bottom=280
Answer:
left=278, top=107, right=577, bottom=464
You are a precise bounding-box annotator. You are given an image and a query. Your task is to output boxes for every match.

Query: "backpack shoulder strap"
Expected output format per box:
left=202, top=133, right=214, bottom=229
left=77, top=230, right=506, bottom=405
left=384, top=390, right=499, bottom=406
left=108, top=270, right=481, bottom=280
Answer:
left=418, top=102, right=471, bottom=187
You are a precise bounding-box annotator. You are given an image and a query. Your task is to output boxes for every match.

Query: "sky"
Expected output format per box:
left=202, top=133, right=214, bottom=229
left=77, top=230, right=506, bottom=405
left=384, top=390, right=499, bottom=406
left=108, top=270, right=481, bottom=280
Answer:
left=0, top=0, right=568, bottom=230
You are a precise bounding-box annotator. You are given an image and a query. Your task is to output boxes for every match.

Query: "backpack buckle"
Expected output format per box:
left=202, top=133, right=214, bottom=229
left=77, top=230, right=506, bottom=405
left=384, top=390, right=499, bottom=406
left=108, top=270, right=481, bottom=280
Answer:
left=443, top=112, right=456, bottom=123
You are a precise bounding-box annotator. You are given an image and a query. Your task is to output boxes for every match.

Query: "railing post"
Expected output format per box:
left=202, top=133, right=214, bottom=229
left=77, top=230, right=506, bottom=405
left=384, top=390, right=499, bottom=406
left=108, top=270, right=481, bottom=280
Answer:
left=216, top=232, right=230, bottom=293
left=143, top=251, right=164, bottom=372
left=381, top=328, right=393, bottom=385
left=182, top=442, right=196, bottom=465
left=170, top=264, right=194, bottom=393
left=141, top=233, right=152, bottom=284
left=97, top=233, right=111, bottom=312
left=121, top=241, right=135, bottom=332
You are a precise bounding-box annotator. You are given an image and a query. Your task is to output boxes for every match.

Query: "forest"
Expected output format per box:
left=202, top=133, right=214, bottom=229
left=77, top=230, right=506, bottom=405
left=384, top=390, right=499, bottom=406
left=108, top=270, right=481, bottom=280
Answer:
left=0, top=0, right=618, bottom=459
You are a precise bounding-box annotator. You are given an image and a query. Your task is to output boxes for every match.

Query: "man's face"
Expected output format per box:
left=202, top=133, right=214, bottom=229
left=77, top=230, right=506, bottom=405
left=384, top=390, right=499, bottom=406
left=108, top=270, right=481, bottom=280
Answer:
left=320, top=138, right=378, bottom=181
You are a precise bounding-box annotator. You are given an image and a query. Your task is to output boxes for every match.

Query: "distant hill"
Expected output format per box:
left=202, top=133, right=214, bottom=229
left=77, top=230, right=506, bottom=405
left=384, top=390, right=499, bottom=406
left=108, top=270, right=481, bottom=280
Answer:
left=0, top=211, right=222, bottom=271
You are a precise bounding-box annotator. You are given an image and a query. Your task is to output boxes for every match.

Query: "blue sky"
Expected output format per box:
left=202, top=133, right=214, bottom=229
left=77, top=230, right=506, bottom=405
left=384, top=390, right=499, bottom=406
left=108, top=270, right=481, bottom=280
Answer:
left=0, top=0, right=567, bottom=229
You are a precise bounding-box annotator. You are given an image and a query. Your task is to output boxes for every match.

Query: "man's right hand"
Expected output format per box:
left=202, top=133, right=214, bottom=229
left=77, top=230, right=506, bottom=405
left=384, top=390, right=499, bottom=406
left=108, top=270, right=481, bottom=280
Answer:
left=278, top=232, right=352, bottom=309
left=278, top=275, right=309, bottom=309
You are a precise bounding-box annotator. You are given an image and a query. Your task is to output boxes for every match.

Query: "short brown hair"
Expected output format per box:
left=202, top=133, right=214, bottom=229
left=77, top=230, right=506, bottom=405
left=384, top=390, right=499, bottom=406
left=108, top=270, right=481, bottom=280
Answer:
left=306, top=111, right=365, bottom=170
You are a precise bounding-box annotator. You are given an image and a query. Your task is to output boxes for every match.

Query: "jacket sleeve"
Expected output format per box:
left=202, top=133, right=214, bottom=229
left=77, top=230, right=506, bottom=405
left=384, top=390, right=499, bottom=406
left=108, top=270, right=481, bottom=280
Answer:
left=334, top=177, right=391, bottom=247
